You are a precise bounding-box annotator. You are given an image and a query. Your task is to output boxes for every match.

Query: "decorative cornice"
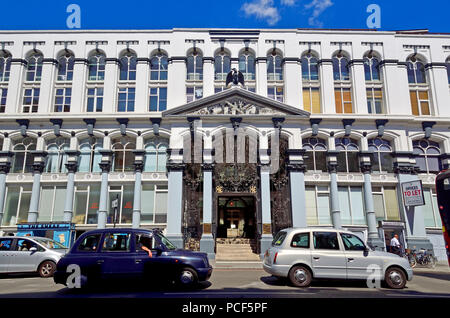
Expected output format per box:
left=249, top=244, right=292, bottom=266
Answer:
left=65, top=161, right=78, bottom=173
left=64, top=150, right=80, bottom=157
left=32, top=162, right=45, bottom=174
left=30, top=150, right=48, bottom=157
left=391, top=151, right=413, bottom=158
left=327, top=150, right=340, bottom=156
left=327, top=162, right=338, bottom=173
left=0, top=151, right=14, bottom=158
left=393, top=162, right=417, bottom=175
left=286, top=163, right=307, bottom=172
left=167, top=162, right=186, bottom=171
left=134, top=160, right=144, bottom=173
left=98, top=149, right=113, bottom=156
left=132, top=150, right=145, bottom=156
left=286, top=149, right=306, bottom=156
left=99, top=161, right=111, bottom=173
left=360, top=162, right=372, bottom=173
left=201, top=163, right=214, bottom=171
left=0, top=163, right=11, bottom=174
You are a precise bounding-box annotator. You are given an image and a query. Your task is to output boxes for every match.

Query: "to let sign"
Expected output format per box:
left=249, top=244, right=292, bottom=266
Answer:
left=401, top=180, right=425, bottom=207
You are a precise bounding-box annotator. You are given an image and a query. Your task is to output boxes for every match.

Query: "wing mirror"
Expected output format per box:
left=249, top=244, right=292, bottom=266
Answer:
left=29, top=247, right=38, bottom=252
left=154, top=248, right=163, bottom=256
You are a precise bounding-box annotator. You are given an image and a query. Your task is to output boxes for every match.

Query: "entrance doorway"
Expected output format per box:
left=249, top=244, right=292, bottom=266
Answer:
left=217, top=196, right=256, bottom=239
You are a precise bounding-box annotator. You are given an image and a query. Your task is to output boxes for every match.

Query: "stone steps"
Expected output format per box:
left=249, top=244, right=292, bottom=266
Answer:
left=215, top=240, right=260, bottom=261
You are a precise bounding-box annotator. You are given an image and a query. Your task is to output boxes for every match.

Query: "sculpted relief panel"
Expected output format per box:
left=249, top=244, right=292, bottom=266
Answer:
left=190, top=99, right=286, bottom=116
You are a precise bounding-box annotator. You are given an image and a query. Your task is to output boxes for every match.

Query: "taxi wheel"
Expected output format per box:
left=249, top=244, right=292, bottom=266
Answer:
left=288, top=265, right=312, bottom=287
left=177, top=267, right=198, bottom=287
left=38, top=261, right=56, bottom=278
left=384, top=267, right=406, bottom=289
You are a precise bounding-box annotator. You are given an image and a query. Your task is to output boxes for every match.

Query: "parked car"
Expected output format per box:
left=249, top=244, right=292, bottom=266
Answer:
left=0, top=236, right=67, bottom=277
left=53, top=228, right=213, bottom=288
left=263, top=228, right=413, bottom=289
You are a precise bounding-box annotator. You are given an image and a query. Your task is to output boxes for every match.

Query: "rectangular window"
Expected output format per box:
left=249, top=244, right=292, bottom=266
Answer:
left=0, top=238, right=13, bottom=251
left=410, top=90, right=430, bottom=116
left=0, top=87, right=7, bottom=113
left=117, top=87, right=135, bottom=112
left=54, top=87, right=71, bottom=112
left=2, top=185, right=32, bottom=226
left=372, top=186, right=400, bottom=222
left=38, top=186, right=66, bottom=222
left=423, top=188, right=442, bottom=228
left=338, top=186, right=366, bottom=226
left=149, top=87, right=167, bottom=111
left=291, top=232, right=310, bottom=248
left=141, top=184, right=168, bottom=224
left=302, top=87, right=320, bottom=113
left=22, top=88, right=39, bottom=113
left=186, top=86, right=203, bottom=103
left=108, top=184, right=134, bottom=224
left=313, top=232, right=340, bottom=250
left=102, top=233, right=131, bottom=252
left=305, top=186, right=331, bottom=226
left=367, top=88, right=383, bottom=114
left=77, top=234, right=101, bottom=252
left=86, top=87, right=103, bottom=112
left=267, top=86, right=284, bottom=102
left=335, top=88, right=353, bottom=114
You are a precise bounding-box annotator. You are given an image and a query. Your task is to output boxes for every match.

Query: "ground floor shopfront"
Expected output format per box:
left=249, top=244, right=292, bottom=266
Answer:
left=0, top=88, right=447, bottom=261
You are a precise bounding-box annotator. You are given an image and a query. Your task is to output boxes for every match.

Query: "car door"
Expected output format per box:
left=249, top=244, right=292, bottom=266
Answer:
left=74, top=233, right=103, bottom=281
left=340, top=232, right=382, bottom=280
left=0, top=238, right=14, bottom=273
left=9, top=239, right=45, bottom=273
left=311, top=231, right=347, bottom=279
left=100, top=231, right=136, bottom=280
left=134, top=232, right=161, bottom=280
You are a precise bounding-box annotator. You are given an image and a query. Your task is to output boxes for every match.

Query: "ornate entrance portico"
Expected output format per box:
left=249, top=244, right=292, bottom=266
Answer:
left=162, top=86, right=310, bottom=259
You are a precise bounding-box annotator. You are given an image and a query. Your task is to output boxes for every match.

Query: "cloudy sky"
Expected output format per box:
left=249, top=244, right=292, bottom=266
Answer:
left=0, top=0, right=448, bottom=32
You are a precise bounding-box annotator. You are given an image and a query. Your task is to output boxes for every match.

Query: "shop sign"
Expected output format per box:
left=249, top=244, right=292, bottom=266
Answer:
left=401, top=180, right=425, bottom=207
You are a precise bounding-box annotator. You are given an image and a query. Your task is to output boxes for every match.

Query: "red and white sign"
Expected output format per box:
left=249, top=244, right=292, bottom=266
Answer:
left=401, top=180, right=425, bottom=207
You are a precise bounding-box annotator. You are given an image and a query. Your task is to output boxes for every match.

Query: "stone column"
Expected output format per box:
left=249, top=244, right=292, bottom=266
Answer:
left=63, top=151, right=79, bottom=223
left=327, top=150, right=342, bottom=229
left=360, top=156, right=384, bottom=250
left=200, top=162, right=214, bottom=259
left=27, top=152, right=46, bottom=223
left=5, top=59, right=26, bottom=113
left=256, top=57, right=268, bottom=97
left=38, top=58, right=57, bottom=113
left=259, top=163, right=272, bottom=258
left=102, top=58, right=119, bottom=113
left=287, top=150, right=307, bottom=228
left=135, top=58, right=150, bottom=113
left=70, top=58, right=88, bottom=113
left=165, top=161, right=185, bottom=248
left=132, top=150, right=144, bottom=228
left=349, top=60, right=369, bottom=114
left=318, top=59, right=336, bottom=114
left=202, top=57, right=215, bottom=98
left=97, top=150, right=112, bottom=229
left=0, top=151, right=13, bottom=226
left=426, top=63, right=450, bottom=117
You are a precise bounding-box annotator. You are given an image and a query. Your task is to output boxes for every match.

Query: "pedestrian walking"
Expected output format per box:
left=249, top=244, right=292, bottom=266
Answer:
left=390, top=234, right=402, bottom=256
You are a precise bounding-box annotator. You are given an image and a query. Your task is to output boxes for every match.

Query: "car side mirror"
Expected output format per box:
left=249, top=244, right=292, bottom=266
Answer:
left=154, top=248, right=163, bottom=256
left=29, top=247, right=37, bottom=252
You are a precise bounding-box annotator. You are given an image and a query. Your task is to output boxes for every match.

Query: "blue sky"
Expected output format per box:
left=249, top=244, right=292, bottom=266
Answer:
left=0, top=0, right=448, bottom=32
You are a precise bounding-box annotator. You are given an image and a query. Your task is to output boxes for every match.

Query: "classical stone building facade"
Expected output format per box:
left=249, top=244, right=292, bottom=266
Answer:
left=0, top=28, right=449, bottom=260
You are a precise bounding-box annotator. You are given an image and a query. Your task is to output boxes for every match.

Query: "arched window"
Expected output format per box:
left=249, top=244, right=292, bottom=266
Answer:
left=335, top=138, right=359, bottom=173
left=301, top=53, right=320, bottom=113
left=78, top=137, right=103, bottom=173
left=88, top=52, right=106, bottom=81
left=143, top=138, right=169, bottom=172
left=0, top=52, right=11, bottom=82
left=45, top=137, right=70, bottom=173
left=112, top=137, right=136, bottom=172
left=364, top=54, right=384, bottom=114
left=11, top=137, right=36, bottom=173
left=26, top=53, right=43, bottom=82
left=119, top=52, right=137, bottom=81
left=267, top=51, right=284, bottom=102
left=333, top=53, right=352, bottom=114
left=239, top=51, right=256, bottom=87
left=57, top=53, right=75, bottom=82
left=150, top=53, right=168, bottom=81
left=368, top=138, right=393, bottom=173
left=407, top=56, right=430, bottom=116
left=186, top=51, right=203, bottom=81
left=413, top=140, right=442, bottom=174
left=302, top=137, right=327, bottom=172
left=214, top=51, right=231, bottom=82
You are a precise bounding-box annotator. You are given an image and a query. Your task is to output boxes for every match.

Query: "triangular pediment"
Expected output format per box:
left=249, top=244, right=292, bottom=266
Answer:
left=162, top=87, right=310, bottom=118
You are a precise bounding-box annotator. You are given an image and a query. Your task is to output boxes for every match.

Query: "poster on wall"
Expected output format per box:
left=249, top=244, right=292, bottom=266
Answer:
left=401, top=180, right=425, bottom=207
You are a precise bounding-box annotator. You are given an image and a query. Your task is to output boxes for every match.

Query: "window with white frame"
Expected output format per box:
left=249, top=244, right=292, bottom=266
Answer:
left=38, top=185, right=66, bottom=222
left=305, top=185, right=331, bottom=225
left=333, top=53, right=353, bottom=114
left=407, top=56, right=431, bottom=116
left=214, top=51, right=231, bottom=84
left=186, top=51, right=203, bottom=81
left=26, top=53, right=43, bottom=82
left=2, top=184, right=32, bottom=226
left=23, top=53, right=43, bottom=113
left=372, top=186, right=400, bottom=222
left=73, top=183, right=101, bottom=224
left=11, top=137, right=36, bottom=173
left=186, top=86, right=203, bottom=103
left=117, top=87, right=135, bottom=112
left=338, top=186, right=366, bottom=225
left=57, top=53, right=75, bottom=81
left=149, top=53, right=168, bottom=111
left=364, top=54, right=384, bottom=114
left=86, top=87, right=103, bottom=112
left=149, top=87, right=167, bottom=111
left=239, top=51, right=256, bottom=91
left=267, top=52, right=284, bottom=102
left=413, top=139, right=442, bottom=174
left=22, top=87, right=40, bottom=113
left=54, top=53, right=74, bottom=113
left=0, top=87, right=7, bottom=113
left=141, top=184, right=168, bottom=224
left=119, top=52, right=137, bottom=81
left=112, top=136, right=136, bottom=172
left=301, top=53, right=321, bottom=113
left=108, top=184, right=134, bottom=224
left=54, top=87, right=71, bottom=112
left=302, top=137, right=327, bottom=172
left=368, top=138, right=394, bottom=173
left=45, top=137, right=70, bottom=173
left=78, top=137, right=103, bottom=173
left=150, top=53, right=168, bottom=81
left=422, top=187, right=442, bottom=228
left=335, top=138, right=360, bottom=173
left=0, top=52, right=11, bottom=82
left=88, top=52, right=105, bottom=81
left=143, top=138, right=168, bottom=172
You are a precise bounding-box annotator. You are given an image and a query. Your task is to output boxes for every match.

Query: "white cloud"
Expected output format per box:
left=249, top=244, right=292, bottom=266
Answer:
left=304, top=0, right=333, bottom=27
left=241, top=0, right=281, bottom=26
left=280, top=0, right=297, bottom=5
